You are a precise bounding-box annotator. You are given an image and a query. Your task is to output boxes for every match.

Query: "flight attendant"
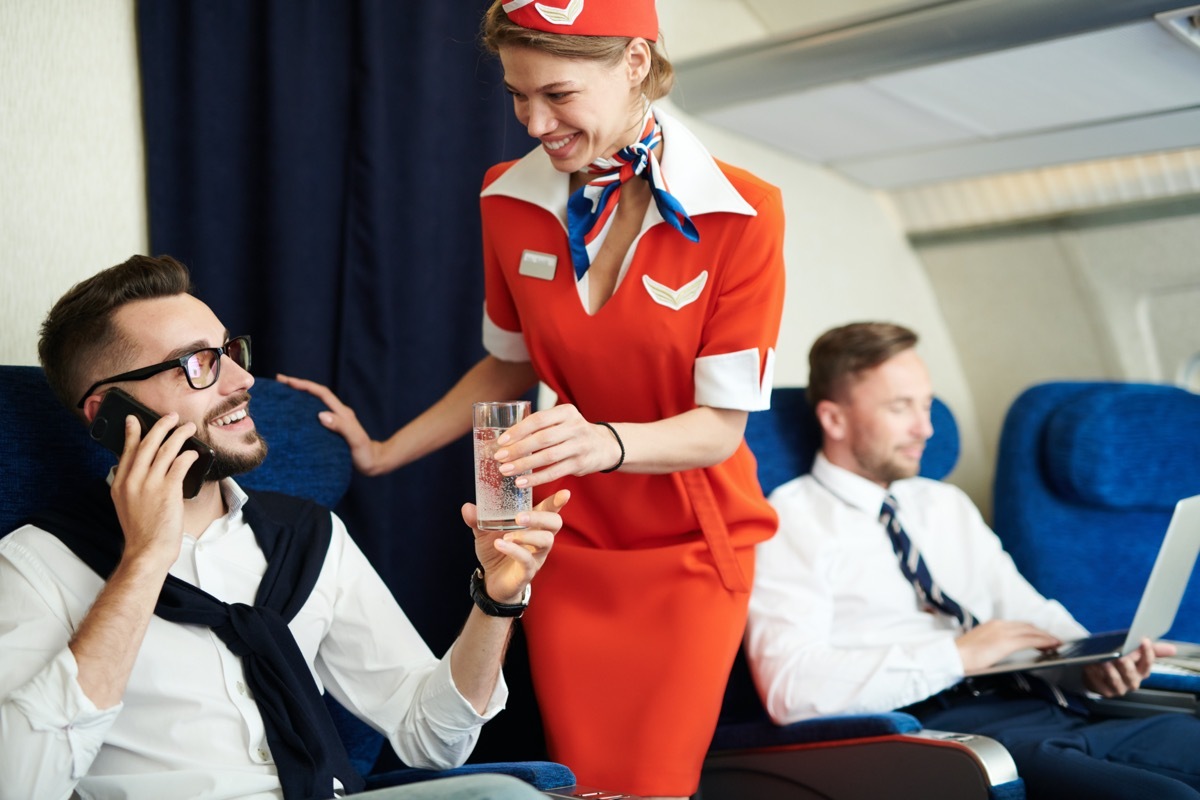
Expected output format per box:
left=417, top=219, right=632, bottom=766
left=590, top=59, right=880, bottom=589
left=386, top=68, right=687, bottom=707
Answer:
left=280, top=1, right=786, bottom=795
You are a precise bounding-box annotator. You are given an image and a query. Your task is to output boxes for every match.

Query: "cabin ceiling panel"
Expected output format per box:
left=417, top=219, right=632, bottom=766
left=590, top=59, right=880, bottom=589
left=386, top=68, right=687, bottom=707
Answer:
left=670, top=0, right=1200, bottom=193
left=657, top=0, right=766, bottom=64
left=835, top=108, right=1200, bottom=188
left=700, top=81, right=978, bottom=162
left=867, top=23, right=1200, bottom=138
left=737, top=0, right=945, bottom=37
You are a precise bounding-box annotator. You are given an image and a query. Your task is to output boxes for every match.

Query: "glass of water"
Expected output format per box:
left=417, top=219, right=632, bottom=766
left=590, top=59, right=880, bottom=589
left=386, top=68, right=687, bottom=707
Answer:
left=473, top=401, right=532, bottom=530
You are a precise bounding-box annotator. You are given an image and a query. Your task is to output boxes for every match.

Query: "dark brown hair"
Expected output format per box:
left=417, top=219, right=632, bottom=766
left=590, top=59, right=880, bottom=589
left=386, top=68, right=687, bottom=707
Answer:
left=807, top=322, right=919, bottom=407
left=38, top=254, right=194, bottom=414
left=480, top=1, right=675, bottom=100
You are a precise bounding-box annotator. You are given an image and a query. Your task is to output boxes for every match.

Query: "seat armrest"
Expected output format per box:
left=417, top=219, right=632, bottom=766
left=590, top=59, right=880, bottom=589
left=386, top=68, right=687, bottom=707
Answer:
left=704, top=727, right=1023, bottom=800
left=1086, top=687, right=1199, bottom=720
left=1143, top=672, right=1200, bottom=693
left=710, top=711, right=922, bottom=751
left=365, top=761, right=576, bottom=792
left=1142, top=639, right=1200, bottom=693
left=911, top=729, right=1020, bottom=786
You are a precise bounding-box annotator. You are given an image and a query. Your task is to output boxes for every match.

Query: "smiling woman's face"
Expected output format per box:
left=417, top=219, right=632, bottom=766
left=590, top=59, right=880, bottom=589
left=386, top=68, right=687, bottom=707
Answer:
left=499, top=41, right=650, bottom=173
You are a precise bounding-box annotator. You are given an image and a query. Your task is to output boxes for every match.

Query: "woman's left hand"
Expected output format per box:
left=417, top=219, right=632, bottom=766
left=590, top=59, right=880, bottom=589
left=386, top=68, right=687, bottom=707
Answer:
left=492, top=405, right=622, bottom=489
left=464, top=489, right=570, bottom=605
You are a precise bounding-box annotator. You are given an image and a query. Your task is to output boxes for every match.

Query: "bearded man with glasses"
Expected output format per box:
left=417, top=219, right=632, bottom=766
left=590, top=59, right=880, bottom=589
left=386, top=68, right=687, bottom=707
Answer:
left=74, top=333, right=262, bottom=480
left=0, top=254, right=562, bottom=800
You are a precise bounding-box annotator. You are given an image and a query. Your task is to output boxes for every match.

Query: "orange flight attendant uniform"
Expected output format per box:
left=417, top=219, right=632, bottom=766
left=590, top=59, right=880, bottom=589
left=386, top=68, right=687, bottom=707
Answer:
left=479, top=107, right=785, bottom=795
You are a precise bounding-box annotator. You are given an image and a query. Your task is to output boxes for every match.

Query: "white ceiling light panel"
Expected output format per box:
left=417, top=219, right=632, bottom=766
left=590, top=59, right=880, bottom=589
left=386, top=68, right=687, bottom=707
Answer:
left=694, top=16, right=1200, bottom=188
left=867, top=21, right=1200, bottom=137
left=699, top=81, right=979, bottom=161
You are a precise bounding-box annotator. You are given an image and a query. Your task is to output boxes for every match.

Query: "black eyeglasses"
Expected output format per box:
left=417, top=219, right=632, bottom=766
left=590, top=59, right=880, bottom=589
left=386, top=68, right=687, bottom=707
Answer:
left=76, top=335, right=252, bottom=408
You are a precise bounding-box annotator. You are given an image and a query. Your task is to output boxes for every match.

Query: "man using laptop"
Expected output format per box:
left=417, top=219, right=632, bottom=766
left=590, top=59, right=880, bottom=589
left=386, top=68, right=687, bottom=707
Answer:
left=747, top=322, right=1200, bottom=799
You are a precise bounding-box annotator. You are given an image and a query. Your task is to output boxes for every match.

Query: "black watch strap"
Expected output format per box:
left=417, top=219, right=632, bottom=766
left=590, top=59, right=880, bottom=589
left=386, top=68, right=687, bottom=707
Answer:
left=470, top=567, right=530, bottom=618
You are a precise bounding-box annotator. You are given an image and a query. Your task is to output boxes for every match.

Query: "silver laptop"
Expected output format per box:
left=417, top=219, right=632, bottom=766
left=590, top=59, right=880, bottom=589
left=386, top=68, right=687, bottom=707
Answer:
left=971, top=494, right=1200, bottom=676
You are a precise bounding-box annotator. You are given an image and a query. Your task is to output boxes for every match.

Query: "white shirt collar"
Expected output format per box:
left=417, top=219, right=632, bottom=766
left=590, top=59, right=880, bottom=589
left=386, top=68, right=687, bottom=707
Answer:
left=810, top=452, right=898, bottom=517
left=220, top=477, right=250, bottom=515
left=104, top=468, right=249, bottom=523
left=479, top=105, right=757, bottom=226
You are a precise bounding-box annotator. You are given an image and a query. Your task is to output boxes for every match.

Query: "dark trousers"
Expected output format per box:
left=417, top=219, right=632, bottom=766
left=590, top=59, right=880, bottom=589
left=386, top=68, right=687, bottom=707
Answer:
left=907, top=690, right=1200, bottom=800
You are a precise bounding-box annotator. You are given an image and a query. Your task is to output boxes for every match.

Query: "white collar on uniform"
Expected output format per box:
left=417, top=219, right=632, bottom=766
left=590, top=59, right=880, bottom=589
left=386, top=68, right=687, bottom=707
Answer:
left=479, top=105, right=757, bottom=228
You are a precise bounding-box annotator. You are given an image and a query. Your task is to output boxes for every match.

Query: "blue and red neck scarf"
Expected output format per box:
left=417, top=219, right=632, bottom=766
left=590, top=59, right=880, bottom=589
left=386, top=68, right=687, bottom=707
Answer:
left=566, top=108, right=699, bottom=280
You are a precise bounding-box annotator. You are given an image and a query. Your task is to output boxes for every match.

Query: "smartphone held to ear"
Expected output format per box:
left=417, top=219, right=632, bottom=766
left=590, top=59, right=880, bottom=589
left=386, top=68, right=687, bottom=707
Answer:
left=89, top=388, right=216, bottom=499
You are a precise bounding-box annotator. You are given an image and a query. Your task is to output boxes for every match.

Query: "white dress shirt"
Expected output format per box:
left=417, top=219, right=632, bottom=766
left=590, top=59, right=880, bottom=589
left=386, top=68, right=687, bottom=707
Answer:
left=0, top=478, right=506, bottom=800
left=746, top=453, right=1087, bottom=725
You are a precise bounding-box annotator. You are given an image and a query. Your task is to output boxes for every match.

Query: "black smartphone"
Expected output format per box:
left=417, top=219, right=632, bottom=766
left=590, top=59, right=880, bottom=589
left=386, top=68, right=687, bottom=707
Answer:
left=89, top=388, right=216, bottom=499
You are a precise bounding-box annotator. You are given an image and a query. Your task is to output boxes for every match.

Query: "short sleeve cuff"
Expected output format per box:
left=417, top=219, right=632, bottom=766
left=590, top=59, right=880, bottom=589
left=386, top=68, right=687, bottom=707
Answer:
left=482, top=307, right=530, bottom=363
left=694, top=347, right=775, bottom=411
left=7, top=648, right=121, bottom=778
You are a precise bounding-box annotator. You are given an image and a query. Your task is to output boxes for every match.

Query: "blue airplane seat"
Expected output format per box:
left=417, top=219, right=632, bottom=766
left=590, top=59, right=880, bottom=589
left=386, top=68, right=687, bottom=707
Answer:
left=701, top=387, right=1025, bottom=800
left=0, top=365, right=573, bottom=793
left=993, top=380, right=1200, bottom=694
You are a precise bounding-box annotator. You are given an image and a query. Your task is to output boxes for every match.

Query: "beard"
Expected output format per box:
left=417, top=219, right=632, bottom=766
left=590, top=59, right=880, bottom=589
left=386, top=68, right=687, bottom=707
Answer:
left=194, top=391, right=269, bottom=481
left=204, top=429, right=268, bottom=481
left=851, top=442, right=923, bottom=485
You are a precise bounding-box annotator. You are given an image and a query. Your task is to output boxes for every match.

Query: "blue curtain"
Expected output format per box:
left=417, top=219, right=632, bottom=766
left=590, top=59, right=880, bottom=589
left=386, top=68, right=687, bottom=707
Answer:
left=137, top=0, right=540, bottom=762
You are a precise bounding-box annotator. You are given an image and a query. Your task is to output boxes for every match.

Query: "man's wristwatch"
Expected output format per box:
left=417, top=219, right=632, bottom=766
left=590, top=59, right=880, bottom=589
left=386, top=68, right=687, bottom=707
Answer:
left=469, top=567, right=530, bottom=618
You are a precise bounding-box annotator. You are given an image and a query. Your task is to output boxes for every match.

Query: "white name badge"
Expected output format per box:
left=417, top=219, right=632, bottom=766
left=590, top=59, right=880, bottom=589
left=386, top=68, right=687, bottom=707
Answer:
left=518, top=250, right=557, bottom=281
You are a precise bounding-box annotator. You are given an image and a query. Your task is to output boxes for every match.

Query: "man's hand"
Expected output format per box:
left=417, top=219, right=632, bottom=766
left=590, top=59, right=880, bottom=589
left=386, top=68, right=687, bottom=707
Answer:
left=1083, top=638, right=1176, bottom=697
left=110, top=412, right=199, bottom=571
left=463, top=490, right=569, bottom=604
left=958, top=620, right=1063, bottom=674
left=71, top=411, right=198, bottom=709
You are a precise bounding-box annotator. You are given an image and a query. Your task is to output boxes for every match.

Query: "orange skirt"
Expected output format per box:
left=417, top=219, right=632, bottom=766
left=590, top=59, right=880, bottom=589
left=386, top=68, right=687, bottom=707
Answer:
left=522, top=538, right=755, bottom=796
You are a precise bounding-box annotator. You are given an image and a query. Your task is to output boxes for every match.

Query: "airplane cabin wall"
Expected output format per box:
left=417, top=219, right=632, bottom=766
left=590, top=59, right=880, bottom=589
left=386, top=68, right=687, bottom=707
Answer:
left=659, top=0, right=1200, bottom=518
left=914, top=200, right=1200, bottom=499
left=665, top=103, right=992, bottom=511
left=0, top=0, right=148, bottom=367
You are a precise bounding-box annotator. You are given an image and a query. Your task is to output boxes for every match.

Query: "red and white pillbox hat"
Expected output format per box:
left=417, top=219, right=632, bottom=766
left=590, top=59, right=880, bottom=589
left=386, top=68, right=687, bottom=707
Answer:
left=501, top=0, right=658, bottom=42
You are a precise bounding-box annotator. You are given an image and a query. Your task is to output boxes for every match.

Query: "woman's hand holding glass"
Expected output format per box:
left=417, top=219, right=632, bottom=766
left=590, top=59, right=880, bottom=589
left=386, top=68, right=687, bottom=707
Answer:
left=465, top=489, right=570, bottom=605
left=492, top=404, right=622, bottom=488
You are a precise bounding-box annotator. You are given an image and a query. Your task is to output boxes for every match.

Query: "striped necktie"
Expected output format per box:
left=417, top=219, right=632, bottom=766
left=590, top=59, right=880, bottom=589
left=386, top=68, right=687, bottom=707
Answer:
left=881, top=493, right=1087, bottom=713
left=565, top=107, right=699, bottom=280
left=880, top=494, right=979, bottom=630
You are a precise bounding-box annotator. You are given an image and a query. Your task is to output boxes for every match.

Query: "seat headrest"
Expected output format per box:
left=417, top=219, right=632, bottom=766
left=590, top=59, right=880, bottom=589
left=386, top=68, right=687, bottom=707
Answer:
left=745, top=387, right=960, bottom=496
left=1044, top=384, right=1200, bottom=510
left=0, top=366, right=351, bottom=536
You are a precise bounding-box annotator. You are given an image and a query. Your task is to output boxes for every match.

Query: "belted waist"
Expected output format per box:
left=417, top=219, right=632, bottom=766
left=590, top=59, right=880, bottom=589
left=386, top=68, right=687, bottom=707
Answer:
left=899, top=676, right=1014, bottom=718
